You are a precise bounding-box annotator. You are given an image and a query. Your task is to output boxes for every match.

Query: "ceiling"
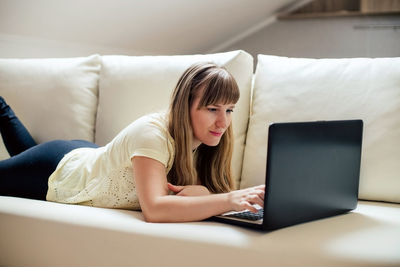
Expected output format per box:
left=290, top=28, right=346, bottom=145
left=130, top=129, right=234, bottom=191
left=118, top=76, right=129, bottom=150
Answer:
left=0, top=0, right=303, bottom=54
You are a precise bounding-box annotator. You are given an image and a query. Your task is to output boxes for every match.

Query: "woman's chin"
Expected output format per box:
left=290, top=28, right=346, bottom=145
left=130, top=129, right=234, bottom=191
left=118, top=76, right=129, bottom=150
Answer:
left=203, top=139, right=221, bottom=147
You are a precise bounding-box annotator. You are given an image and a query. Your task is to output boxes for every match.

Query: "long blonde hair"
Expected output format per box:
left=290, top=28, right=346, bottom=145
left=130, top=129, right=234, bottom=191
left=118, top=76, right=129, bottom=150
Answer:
left=167, top=62, right=240, bottom=193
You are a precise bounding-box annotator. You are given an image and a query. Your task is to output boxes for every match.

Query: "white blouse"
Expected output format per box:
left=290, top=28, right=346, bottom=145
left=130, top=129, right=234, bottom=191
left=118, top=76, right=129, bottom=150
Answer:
left=46, top=113, right=175, bottom=210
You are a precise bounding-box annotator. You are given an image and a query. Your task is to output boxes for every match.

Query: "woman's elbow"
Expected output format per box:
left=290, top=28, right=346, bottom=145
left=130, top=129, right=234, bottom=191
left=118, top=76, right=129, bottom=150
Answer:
left=142, top=211, right=162, bottom=223
left=141, top=204, right=170, bottom=223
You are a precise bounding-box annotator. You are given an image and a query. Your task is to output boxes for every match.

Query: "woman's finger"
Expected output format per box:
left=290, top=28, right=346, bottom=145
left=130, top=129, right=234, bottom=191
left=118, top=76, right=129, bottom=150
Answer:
left=241, top=201, right=258, bottom=213
left=167, top=183, right=184, bottom=193
left=254, top=189, right=265, bottom=201
left=250, top=194, right=264, bottom=208
left=253, top=184, right=265, bottom=191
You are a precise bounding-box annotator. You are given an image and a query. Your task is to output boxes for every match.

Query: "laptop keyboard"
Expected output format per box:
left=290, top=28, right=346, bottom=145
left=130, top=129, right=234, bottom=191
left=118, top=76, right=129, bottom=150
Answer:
left=225, top=209, right=264, bottom=221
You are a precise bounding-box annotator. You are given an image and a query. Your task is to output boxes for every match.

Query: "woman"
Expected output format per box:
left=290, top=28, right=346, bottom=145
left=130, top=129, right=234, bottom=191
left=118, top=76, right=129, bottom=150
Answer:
left=0, top=62, right=264, bottom=223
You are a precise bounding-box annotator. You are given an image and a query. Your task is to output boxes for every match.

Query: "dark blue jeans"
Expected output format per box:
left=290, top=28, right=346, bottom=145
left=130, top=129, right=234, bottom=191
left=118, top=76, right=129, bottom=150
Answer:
left=0, top=97, right=98, bottom=200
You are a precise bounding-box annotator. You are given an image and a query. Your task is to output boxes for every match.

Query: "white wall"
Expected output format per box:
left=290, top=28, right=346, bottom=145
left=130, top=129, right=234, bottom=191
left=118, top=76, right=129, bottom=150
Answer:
left=224, top=15, right=400, bottom=61
left=0, top=0, right=298, bottom=58
left=1, top=7, right=399, bottom=60
left=0, top=34, right=153, bottom=58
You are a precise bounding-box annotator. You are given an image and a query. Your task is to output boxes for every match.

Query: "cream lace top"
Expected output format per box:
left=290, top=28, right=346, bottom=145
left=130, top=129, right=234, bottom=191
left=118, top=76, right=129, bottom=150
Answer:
left=46, top=113, right=175, bottom=210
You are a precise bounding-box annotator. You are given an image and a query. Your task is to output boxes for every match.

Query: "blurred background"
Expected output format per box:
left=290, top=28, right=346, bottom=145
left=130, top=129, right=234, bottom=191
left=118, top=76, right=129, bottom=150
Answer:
left=0, top=0, right=399, bottom=59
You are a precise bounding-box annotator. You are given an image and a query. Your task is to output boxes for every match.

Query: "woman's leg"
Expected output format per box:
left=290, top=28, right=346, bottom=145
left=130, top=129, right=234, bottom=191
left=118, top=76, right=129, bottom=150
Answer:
left=0, top=96, right=37, bottom=156
left=0, top=139, right=98, bottom=200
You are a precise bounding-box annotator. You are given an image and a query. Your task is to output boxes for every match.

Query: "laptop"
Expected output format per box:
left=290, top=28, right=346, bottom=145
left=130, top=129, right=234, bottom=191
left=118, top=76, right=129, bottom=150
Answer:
left=212, top=119, right=363, bottom=231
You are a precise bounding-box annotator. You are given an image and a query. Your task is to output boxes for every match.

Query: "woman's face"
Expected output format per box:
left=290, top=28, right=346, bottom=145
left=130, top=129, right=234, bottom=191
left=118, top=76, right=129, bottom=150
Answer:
left=190, top=90, right=235, bottom=150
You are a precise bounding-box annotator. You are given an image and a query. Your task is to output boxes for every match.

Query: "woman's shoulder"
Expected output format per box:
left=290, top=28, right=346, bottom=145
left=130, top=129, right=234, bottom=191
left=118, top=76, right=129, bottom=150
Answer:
left=142, top=111, right=167, bottom=123
left=131, top=112, right=168, bottom=131
left=116, top=111, right=171, bottom=142
left=125, top=112, right=174, bottom=161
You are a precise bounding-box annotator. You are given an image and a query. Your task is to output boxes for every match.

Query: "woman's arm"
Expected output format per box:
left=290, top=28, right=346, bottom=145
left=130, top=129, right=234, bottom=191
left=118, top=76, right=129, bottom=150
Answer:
left=167, top=183, right=211, bottom=196
left=132, top=156, right=264, bottom=223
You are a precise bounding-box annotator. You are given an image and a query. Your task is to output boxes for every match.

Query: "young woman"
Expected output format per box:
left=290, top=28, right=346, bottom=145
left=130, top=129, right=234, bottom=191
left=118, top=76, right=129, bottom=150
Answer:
left=0, top=62, right=264, bottom=223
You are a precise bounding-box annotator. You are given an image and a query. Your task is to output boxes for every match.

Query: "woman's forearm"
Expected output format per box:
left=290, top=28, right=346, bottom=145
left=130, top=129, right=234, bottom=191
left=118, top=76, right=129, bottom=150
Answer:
left=142, top=193, right=231, bottom=223
left=133, top=157, right=265, bottom=223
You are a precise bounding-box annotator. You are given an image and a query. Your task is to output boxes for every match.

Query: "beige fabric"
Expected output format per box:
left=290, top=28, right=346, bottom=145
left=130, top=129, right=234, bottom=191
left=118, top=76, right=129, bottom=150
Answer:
left=240, top=55, right=400, bottom=203
left=47, top=113, right=174, bottom=210
left=1, top=196, right=399, bottom=266
left=0, top=55, right=101, bottom=160
left=96, top=50, right=253, bottom=188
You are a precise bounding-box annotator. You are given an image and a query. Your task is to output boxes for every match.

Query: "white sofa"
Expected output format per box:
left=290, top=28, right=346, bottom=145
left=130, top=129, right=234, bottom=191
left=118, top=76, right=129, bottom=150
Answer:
left=0, top=50, right=399, bottom=267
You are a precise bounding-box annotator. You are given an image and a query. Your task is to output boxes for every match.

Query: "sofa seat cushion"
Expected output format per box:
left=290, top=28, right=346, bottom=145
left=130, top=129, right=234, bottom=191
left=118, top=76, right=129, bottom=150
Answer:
left=1, top=196, right=399, bottom=267
left=241, top=55, right=400, bottom=203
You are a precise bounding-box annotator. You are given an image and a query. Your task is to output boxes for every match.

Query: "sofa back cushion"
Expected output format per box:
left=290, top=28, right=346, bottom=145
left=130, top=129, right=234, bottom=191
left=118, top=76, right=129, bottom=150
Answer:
left=0, top=55, right=101, bottom=160
left=95, top=50, right=253, bottom=188
left=241, top=55, right=400, bottom=203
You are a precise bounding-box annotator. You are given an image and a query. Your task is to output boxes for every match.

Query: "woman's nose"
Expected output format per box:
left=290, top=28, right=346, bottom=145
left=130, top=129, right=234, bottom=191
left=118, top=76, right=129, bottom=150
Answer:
left=216, top=113, right=228, bottom=129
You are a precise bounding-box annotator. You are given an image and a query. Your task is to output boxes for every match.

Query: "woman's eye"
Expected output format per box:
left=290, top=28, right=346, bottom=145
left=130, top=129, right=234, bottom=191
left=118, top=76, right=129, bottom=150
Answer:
left=208, top=108, right=217, bottom=112
left=227, top=109, right=234, bottom=113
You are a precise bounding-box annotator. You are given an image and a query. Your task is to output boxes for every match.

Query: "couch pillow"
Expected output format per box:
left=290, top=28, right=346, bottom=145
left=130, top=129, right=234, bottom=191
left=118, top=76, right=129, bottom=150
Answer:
left=0, top=55, right=101, bottom=160
left=241, top=55, right=400, bottom=203
left=96, top=50, right=253, bottom=188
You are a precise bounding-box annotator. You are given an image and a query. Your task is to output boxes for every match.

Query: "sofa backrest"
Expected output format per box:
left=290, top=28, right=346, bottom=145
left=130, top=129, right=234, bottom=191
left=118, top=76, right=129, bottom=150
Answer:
left=241, top=55, right=400, bottom=204
left=0, top=55, right=101, bottom=159
left=1, top=52, right=399, bottom=204
left=95, top=50, right=253, bottom=187
left=0, top=51, right=253, bottom=188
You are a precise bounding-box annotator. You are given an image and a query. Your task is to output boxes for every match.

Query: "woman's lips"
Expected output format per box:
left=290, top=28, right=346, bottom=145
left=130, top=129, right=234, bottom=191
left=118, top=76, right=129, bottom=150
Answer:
left=210, top=131, right=223, bottom=137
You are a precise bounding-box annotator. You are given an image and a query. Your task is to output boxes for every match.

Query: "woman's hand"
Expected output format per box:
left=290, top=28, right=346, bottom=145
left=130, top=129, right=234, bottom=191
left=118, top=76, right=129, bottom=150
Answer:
left=227, top=185, right=265, bottom=213
left=168, top=183, right=211, bottom=197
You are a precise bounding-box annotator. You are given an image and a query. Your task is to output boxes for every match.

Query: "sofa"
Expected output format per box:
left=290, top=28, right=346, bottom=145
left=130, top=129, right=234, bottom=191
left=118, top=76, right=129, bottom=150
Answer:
left=0, top=50, right=399, bottom=267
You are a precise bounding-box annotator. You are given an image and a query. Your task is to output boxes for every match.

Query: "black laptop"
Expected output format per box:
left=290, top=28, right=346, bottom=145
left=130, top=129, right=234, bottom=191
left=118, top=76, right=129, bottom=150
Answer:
left=213, top=120, right=363, bottom=231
